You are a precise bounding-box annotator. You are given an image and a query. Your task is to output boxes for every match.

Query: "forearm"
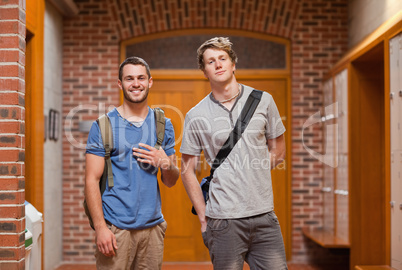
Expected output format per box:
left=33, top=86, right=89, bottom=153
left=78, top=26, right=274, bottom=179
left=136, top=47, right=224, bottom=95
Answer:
left=160, top=154, right=179, bottom=187
left=269, top=148, right=286, bottom=170
left=161, top=160, right=179, bottom=188
left=181, top=171, right=207, bottom=224
left=267, top=134, right=286, bottom=170
left=85, top=177, right=107, bottom=230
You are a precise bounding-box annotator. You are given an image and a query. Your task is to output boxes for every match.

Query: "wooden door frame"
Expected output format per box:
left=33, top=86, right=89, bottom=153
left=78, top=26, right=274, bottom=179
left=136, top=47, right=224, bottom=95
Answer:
left=26, top=0, right=45, bottom=269
left=26, top=1, right=45, bottom=218
left=26, top=0, right=45, bottom=212
left=120, top=29, right=292, bottom=260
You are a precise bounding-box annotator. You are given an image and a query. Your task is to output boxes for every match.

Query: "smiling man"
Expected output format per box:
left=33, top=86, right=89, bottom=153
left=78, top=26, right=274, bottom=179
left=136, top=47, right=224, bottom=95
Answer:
left=180, top=37, right=288, bottom=270
left=85, top=57, right=179, bottom=269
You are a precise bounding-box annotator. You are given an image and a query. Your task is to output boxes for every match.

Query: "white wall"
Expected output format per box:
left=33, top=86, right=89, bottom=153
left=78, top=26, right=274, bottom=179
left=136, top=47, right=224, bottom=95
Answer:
left=44, top=2, right=63, bottom=269
left=348, top=0, right=402, bottom=47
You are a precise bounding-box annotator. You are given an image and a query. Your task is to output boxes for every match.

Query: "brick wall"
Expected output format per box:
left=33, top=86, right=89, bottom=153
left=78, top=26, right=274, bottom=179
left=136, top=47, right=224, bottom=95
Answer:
left=62, top=0, right=348, bottom=263
left=62, top=0, right=120, bottom=261
left=291, top=0, right=348, bottom=264
left=0, top=0, right=26, bottom=269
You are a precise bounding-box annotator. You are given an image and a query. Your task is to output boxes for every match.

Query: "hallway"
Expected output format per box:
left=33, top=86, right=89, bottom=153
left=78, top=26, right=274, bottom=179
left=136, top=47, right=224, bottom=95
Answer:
left=1, top=1, right=401, bottom=269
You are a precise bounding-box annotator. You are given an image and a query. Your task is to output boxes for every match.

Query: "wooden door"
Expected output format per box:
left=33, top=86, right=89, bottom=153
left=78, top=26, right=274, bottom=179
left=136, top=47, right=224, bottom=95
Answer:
left=149, top=77, right=290, bottom=261
left=149, top=79, right=211, bottom=261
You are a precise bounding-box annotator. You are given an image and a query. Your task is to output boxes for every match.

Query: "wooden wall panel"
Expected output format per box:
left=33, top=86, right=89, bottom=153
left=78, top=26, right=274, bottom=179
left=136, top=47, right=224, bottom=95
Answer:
left=349, top=43, right=386, bottom=267
left=390, top=32, right=402, bottom=270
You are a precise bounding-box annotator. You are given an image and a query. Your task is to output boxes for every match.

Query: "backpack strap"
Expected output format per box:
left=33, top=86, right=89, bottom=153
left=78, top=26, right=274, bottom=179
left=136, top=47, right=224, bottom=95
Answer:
left=96, top=114, right=114, bottom=189
left=153, top=108, right=165, bottom=149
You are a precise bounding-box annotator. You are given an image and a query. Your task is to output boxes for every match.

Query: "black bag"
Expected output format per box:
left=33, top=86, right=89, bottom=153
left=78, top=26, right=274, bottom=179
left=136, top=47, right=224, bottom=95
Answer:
left=191, top=89, right=263, bottom=215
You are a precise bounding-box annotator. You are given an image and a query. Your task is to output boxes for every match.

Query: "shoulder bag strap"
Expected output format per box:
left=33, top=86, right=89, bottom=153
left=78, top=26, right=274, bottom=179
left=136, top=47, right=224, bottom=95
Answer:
left=209, top=89, right=263, bottom=179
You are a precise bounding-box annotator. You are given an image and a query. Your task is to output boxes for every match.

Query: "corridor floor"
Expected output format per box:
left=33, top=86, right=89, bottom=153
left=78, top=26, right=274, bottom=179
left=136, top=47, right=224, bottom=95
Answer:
left=55, top=262, right=335, bottom=270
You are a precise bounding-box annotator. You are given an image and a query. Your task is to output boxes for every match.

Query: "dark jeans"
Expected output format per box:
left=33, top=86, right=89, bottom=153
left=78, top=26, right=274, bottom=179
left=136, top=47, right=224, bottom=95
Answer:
left=202, top=211, right=288, bottom=270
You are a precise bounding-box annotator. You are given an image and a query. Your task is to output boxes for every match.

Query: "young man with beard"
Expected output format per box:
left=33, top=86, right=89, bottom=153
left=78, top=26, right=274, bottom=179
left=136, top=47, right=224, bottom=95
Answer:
left=180, top=37, right=288, bottom=269
left=85, top=56, right=179, bottom=269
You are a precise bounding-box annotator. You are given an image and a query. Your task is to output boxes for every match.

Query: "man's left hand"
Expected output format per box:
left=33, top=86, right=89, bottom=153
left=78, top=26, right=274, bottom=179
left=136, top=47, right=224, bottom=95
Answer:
left=133, top=143, right=171, bottom=169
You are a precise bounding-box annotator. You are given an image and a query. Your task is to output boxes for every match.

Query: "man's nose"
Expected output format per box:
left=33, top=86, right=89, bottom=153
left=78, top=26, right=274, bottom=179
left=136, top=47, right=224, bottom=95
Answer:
left=215, top=60, right=222, bottom=69
left=132, top=78, right=140, bottom=87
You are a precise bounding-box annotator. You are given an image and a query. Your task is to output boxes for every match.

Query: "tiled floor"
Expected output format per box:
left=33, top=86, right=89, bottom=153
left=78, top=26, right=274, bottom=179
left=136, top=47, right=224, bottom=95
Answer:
left=55, top=262, right=330, bottom=270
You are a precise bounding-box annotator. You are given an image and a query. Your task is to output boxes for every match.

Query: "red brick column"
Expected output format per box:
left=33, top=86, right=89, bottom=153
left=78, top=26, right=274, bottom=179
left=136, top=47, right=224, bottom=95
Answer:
left=0, top=0, right=27, bottom=269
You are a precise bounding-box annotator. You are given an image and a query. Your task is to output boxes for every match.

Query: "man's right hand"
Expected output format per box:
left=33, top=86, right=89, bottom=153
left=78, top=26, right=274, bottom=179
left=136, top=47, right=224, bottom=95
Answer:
left=96, top=225, right=118, bottom=257
left=201, top=219, right=207, bottom=233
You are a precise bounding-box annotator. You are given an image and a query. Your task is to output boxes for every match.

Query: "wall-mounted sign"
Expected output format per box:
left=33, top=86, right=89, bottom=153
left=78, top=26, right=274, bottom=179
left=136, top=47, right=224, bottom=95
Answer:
left=48, top=109, right=60, bottom=141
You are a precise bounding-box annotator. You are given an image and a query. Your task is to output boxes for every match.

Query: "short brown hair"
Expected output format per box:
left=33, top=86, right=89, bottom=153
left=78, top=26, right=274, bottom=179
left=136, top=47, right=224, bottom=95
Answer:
left=119, top=56, right=151, bottom=81
left=197, top=37, right=238, bottom=70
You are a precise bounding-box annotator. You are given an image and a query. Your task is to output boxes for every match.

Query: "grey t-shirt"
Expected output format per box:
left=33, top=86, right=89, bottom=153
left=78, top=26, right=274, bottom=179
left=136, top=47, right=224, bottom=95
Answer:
left=180, top=84, right=286, bottom=219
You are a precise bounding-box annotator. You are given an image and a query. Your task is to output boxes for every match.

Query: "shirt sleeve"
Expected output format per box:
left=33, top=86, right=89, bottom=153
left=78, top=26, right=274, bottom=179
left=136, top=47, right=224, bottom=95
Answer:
left=265, top=94, right=286, bottom=140
left=163, top=118, right=176, bottom=157
left=85, top=121, right=106, bottom=157
left=179, top=113, right=203, bottom=156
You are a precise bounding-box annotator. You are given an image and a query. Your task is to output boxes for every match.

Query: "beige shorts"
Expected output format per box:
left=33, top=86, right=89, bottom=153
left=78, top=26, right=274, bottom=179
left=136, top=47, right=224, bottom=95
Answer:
left=95, top=221, right=167, bottom=270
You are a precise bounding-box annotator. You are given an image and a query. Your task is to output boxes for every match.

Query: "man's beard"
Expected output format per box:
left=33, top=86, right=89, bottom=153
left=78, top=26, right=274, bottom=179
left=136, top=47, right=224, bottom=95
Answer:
left=122, top=86, right=149, bottom=104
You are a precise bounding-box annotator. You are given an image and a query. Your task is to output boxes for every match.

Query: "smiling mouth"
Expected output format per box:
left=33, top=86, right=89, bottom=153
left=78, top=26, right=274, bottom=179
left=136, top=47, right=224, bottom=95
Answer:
left=216, top=71, right=225, bottom=75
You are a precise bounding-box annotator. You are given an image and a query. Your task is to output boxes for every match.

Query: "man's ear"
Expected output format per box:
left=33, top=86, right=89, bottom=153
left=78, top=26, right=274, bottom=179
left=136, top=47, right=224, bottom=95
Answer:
left=117, top=79, right=122, bottom=90
left=148, top=77, right=153, bottom=88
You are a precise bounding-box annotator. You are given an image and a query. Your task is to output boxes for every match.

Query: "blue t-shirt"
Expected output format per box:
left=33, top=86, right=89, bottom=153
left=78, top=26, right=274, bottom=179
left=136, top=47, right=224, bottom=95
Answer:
left=86, top=107, right=176, bottom=230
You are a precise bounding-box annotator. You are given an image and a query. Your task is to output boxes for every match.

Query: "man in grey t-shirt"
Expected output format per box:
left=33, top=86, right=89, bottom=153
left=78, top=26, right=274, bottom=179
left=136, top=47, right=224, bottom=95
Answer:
left=180, top=37, right=288, bottom=269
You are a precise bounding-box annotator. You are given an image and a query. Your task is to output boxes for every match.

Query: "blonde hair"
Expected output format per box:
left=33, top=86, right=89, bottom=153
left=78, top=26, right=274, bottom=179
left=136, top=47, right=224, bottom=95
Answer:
left=197, top=37, right=238, bottom=70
